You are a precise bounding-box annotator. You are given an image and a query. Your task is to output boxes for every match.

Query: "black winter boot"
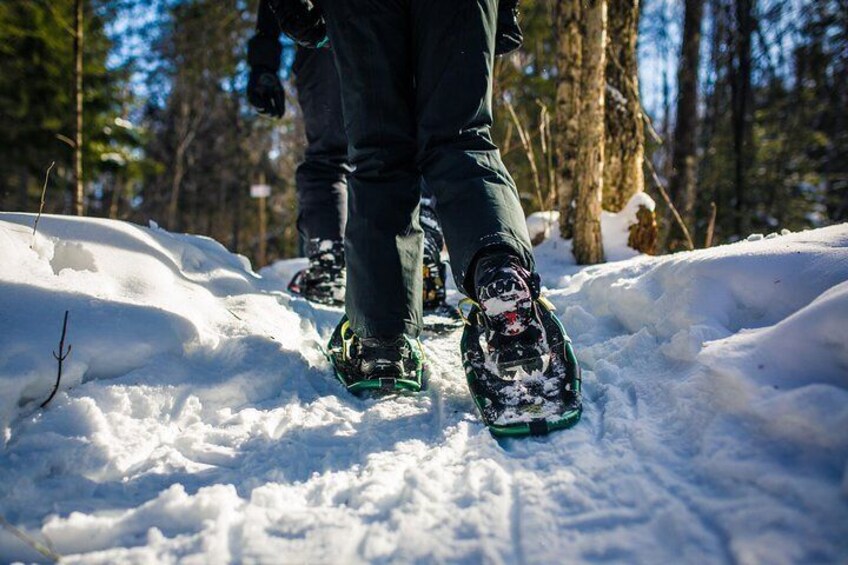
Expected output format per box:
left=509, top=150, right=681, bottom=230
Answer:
left=326, top=315, right=425, bottom=393
left=355, top=336, right=414, bottom=381
left=288, top=238, right=346, bottom=306
left=421, top=201, right=448, bottom=310
left=474, top=252, right=549, bottom=375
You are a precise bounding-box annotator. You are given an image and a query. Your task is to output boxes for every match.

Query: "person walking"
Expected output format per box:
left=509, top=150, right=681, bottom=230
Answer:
left=263, top=0, right=550, bottom=387
left=246, top=0, right=451, bottom=310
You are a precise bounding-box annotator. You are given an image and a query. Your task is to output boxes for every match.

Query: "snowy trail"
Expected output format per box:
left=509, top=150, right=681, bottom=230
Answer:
left=1, top=213, right=847, bottom=563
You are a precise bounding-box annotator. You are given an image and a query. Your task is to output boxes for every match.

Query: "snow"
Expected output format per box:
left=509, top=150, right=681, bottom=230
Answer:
left=525, top=210, right=560, bottom=244
left=600, top=192, right=656, bottom=262
left=527, top=192, right=657, bottom=264
left=1, top=212, right=847, bottom=563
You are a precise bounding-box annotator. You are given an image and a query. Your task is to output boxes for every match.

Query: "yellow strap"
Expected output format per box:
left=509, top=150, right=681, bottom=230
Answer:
left=458, top=297, right=479, bottom=326
left=537, top=295, right=557, bottom=312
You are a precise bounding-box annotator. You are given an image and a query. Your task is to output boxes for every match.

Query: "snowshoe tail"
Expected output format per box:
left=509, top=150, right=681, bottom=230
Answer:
left=459, top=297, right=582, bottom=437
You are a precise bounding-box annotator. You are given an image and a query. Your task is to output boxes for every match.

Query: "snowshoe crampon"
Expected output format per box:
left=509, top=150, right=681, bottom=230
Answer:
left=326, top=316, right=425, bottom=394
left=459, top=297, right=582, bottom=437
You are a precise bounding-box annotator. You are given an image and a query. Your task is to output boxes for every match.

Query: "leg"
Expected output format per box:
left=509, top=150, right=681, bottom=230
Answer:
left=411, top=0, right=534, bottom=295
left=318, top=2, right=423, bottom=339
left=293, top=46, right=351, bottom=244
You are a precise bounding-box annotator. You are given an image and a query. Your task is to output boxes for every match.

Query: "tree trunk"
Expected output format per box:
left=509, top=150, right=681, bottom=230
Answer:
left=604, top=0, right=645, bottom=212
left=732, top=0, right=755, bottom=236
left=573, top=0, right=607, bottom=265
left=168, top=100, right=199, bottom=230
left=109, top=175, right=122, bottom=219
left=666, top=0, right=705, bottom=249
left=628, top=204, right=658, bottom=254
left=73, top=0, right=84, bottom=216
left=554, top=0, right=582, bottom=239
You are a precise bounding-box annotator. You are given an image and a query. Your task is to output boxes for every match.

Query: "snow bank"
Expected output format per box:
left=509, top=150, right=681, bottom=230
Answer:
left=527, top=191, right=656, bottom=264
left=525, top=210, right=560, bottom=244
left=1, top=212, right=846, bottom=563
left=0, top=213, right=316, bottom=432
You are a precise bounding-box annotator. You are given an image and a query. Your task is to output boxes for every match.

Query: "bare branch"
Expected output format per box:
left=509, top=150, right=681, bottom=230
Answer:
left=705, top=202, right=718, bottom=248
left=55, top=133, right=76, bottom=148
left=645, top=159, right=695, bottom=251
left=42, top=311, right=71, bottom=409
left=32, top=161, right=55, bottom=246
left=504, top=98, right=545, bottom=211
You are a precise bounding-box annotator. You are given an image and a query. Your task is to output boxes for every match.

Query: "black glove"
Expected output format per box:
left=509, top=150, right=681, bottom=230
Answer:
left=495, top=0, right=523, bottom=56
left=267, top=0, right=328, bottom=49
left=247, top=69, right=286, bottom=118
left=247, top=32, right=285, bottom=118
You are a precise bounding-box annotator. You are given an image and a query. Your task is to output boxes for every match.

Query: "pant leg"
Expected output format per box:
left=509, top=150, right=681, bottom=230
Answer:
left=293, top=46, right=352, bottom=244
left=318, top=1, right=423, bottom=339
left=412, top=0, right=534, bottom=295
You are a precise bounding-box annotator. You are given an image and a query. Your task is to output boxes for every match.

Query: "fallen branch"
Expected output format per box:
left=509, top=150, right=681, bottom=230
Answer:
left=41, top=310, right=72, bottom=409
left=644, top=159, right=695, bottom=251
left=0, top=515, right=62, bottom=562
left=32, top=161, right=55, bottom=246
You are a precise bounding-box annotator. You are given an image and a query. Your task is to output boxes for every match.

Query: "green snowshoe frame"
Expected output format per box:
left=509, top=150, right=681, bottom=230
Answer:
left=459, top=296, right=583, bottom=438
left=326, top=316, right=425, bottom=394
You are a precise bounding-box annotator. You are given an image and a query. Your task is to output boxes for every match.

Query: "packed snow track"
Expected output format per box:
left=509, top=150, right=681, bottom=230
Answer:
left=1, top=213, right=846, bottom=563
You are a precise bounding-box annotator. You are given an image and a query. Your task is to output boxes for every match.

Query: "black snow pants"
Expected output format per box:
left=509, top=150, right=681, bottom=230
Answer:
left=317, top=0, right=535, bottom=339
left=293, top=46, right=351, bottom=244
left=292, top=45, right=439, bottom=253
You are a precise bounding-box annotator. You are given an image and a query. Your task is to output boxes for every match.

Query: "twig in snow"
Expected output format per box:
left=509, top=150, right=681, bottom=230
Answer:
left=0, top=515, right=62, bottom=562
left=32, top=161, right=55, bottom=246
left=644, top=159, right=695, bottom=251
left=41, top=310, right=72, bottom=409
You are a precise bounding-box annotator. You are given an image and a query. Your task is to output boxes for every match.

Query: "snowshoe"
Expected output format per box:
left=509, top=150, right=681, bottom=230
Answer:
left=288, top=239, right=346, bottom=306
left=326, top=315, right=425, bottom=394
left=421, top=201, right=448, bottom=310
left=421, top=200, right=463, bottom=333
left=421, top=256, right=462, bottom=333
left=459, top=295, right=582, bottom=438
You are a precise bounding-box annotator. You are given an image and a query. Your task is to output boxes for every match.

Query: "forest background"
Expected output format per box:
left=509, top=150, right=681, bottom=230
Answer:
left=0, top=0, right=845, bottom=267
